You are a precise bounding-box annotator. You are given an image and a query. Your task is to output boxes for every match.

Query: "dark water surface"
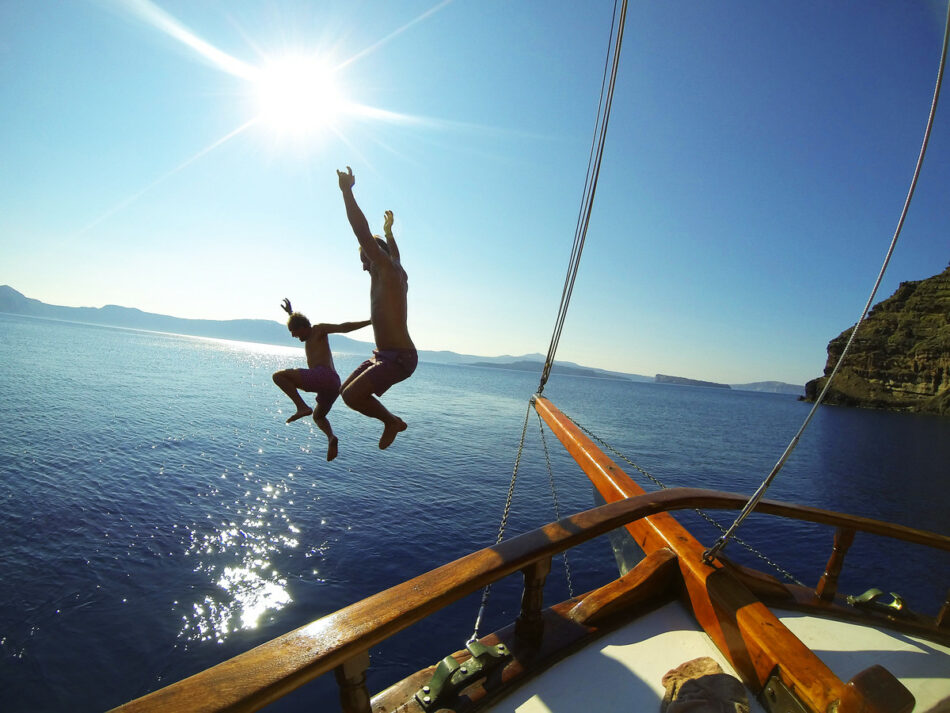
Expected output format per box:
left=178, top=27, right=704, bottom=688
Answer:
left=1, top=313, right=947, bottom=711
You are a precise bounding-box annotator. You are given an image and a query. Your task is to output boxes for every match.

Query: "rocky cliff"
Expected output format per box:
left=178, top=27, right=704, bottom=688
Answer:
left=803, top=265, right=950, bottom=415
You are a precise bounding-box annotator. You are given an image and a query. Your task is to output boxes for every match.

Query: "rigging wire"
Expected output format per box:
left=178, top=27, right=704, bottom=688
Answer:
left=703, top=0, right=950, bottom=563
left=469, top=400, right=532, bottom=643
left=538, top=0, right=628, bottom=394
left=470, top=0, right=629, bottom=644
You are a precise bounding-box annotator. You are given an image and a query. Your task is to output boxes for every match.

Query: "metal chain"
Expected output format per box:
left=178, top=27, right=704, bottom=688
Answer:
left=572, top=418, right=806, bottom=587
left=469, top=400, right=533, bottom=642
left=536, top=410, right=575, bottom=598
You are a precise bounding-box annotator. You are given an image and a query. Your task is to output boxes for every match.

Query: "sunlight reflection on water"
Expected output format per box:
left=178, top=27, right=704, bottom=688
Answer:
left=178, top=476, right=309, bottom=643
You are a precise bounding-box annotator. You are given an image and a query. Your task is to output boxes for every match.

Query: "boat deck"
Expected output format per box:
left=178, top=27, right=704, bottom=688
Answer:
left=484, top=601, right=950, bottom=713
left=484, top=600, right=766, bottom=712
left=779, top=610, right=950, bottom=712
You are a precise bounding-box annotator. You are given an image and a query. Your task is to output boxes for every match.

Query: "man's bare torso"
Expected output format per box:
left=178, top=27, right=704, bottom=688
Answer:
left=369, top=259, right=414, bottom=351
left=304, top=330, right=336, bottom=372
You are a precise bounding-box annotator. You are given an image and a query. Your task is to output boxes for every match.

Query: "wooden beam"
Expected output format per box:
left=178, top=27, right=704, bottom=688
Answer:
left=532, top=396, right=916, bottom=713
left=569, top=548, right=679, bottom=626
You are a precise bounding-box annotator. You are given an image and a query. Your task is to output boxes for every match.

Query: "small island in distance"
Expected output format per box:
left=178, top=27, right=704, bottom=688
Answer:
left=469, top=360, right=637, bottom=381
left=655, top=374, right=730, bottom=389
left=466, top=361, right=803, bottom=395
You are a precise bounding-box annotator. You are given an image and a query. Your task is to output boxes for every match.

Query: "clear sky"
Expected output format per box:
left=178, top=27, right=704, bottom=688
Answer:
left=1, top=1, right=948, bottom=385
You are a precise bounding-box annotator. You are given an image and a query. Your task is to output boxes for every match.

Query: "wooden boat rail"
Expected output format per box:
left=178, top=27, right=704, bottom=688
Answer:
left=110, top=486, right=950, bottom=713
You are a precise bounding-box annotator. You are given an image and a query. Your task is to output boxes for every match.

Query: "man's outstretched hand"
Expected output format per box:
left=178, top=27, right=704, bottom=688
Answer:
left=383, top=210, right=394, bottom=236
left=281, top=298, right=293, bottom=315
left=337, top=166, right=355, bottom=190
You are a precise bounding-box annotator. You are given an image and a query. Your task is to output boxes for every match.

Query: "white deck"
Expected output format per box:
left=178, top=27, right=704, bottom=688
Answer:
left=484, top=602, right=950, bottom=712
left=485, top=601, right=766, bottom=713
left=777, top=609, right=950, bottom=712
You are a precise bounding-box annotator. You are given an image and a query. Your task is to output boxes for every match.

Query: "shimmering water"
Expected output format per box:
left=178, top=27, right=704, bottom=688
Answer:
left=1, top=313, right=947, bottom=712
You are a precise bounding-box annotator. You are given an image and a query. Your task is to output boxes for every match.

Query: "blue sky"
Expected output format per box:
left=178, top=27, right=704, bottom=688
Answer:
left=1, top=1, right=947, bottom=385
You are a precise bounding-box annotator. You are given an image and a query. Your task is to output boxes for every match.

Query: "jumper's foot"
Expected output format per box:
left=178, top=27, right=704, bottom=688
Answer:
left=379, top=418, right=407, bottom=450
left=326, top=436, right=339, bottom=462
left=286, top=407, right=312, bottom=423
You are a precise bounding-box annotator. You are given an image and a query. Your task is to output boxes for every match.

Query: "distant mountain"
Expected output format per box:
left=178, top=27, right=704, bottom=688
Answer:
left=468, top=360, right=639, bottom=381
left=0, top=284, right=370, bottom=354
left=0, top=286, right=652, bottom=377
left=731, top=381, right=804, bottom=396
left=1, top=286, right=791, bottom=388
left=655, top=374, right=730, bottom=389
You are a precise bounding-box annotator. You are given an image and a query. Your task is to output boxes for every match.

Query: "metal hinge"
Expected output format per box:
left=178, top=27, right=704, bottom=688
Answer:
left=760, top=674, right=809, bottom=713
left=414, top=640, right=510, bottom=711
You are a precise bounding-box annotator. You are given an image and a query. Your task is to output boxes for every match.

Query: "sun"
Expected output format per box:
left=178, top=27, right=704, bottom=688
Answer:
left=252, top=55, right=348, bottom=139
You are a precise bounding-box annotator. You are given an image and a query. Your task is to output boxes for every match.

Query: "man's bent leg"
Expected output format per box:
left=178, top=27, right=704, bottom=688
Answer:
left=340, top=372, right=406, bottom=449
left=313, top=398, right=339, bottom=461
left=273, top=370, right=313, bottom=423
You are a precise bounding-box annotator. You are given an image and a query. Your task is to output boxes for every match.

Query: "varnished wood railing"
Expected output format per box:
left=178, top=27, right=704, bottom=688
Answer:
left=110, top=483, right=949, bottom=713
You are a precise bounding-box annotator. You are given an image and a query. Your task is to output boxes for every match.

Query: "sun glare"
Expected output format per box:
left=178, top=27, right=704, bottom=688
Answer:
left=252, top=55, right=347, bottom=138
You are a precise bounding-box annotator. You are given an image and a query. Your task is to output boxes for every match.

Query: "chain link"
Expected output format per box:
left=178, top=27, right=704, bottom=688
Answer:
left=537, top=411, right=575, bottom=598
left=469, top=400, right=533, bottom=642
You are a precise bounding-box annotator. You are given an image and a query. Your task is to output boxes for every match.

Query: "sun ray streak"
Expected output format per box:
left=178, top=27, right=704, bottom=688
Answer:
left=344, top=102, right=555, bottom=141
left=74, top=119, right=257, bottom=238
left=331, top=127, right=376, bottom=178
left=334, top=0, right=455, bottom=71
left=114, top=0, right=260, bottom=80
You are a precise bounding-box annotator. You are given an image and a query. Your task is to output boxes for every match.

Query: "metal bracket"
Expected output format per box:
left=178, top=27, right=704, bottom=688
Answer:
left=846, top=588, right=907, bottom=614
left=760, top=674, right=809, bottom=713
left=415, top=640, right=510, bottom=711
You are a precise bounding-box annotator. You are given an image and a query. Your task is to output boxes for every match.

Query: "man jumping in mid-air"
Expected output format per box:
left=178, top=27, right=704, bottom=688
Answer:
left=272, top=298, right=371, bottom=461
left=337, top=166, right=417, bottom=450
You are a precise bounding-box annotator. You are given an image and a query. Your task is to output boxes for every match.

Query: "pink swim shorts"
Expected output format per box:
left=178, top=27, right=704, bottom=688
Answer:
left=298, top=366, right=341, bottom=408
left=349, top=348, right=418, bottom=396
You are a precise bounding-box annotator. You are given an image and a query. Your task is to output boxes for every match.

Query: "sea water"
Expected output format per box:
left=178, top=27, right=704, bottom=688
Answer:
left=1, top=313, right=947, bottom=712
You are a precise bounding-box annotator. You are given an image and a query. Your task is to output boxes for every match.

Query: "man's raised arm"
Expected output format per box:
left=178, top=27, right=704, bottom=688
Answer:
left=336, top=166, right=386, bottom=261
left=383, top=209, right=401, bottom=261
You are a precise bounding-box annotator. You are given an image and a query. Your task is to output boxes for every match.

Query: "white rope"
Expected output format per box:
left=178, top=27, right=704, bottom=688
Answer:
left=539, top=0, right=628, bottom=393
left=704, top=1, right=950, bottom=563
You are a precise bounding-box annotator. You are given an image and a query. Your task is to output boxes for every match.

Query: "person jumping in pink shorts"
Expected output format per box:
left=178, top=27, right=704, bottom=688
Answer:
left=337, top=166, right=418, bottom=450
left=272, top=298, right=371, bottom=461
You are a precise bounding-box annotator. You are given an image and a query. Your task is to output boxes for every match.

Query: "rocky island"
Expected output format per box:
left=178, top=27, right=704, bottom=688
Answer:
left=655, top=374, right=730, bottom=389
left=803, top=265, right=949, bottom=415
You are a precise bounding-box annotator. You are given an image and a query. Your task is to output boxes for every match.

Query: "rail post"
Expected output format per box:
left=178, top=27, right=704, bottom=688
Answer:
left=334, top=650, right=371, bottom=713
left=816, top=527, right=855, bottom=602
left=515, top=557, right=551, bottom=644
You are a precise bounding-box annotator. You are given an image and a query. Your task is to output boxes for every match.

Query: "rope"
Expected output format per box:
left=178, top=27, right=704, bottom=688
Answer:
left=536, top=410, right=575, bottom=597
left=571, top=417, right=805, bottom=586
left=703, top=1, right=950, bottom=563
left=539, top=0, right=628, bottom=394
left=470, top=0, right=629, bottom=643
left=469, top=400, right=532, bottom=642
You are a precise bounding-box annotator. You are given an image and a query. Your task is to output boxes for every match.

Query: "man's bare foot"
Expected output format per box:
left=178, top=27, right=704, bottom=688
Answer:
left=286, top=407, right=312, bottom=423
left=379, top=418, right=407, bottom=450
left=326, top=436, right=339, bottom=462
